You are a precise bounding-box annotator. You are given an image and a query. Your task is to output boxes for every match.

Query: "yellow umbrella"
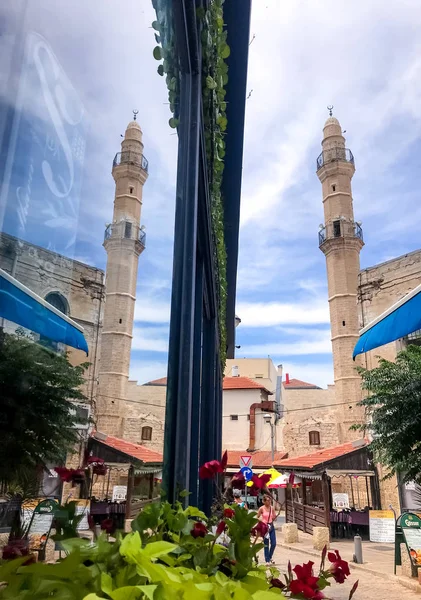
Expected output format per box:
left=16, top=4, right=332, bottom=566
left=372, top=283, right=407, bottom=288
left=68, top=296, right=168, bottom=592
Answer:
left=246, top=467, right=282, bottom=487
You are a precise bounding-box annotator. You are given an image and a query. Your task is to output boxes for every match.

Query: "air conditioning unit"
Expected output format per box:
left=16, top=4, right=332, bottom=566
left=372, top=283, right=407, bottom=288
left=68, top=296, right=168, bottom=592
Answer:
left=69, top=403, right=91, bottom=430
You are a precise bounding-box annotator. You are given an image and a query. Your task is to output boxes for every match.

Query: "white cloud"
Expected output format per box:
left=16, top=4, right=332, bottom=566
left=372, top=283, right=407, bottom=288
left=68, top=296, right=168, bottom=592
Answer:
left=236, top=299, right=329, bottom=328
left=132, top=325, right=169, bottom=353
left=242, top=329, right=331, bottom=357
left=134, top=298, right=170, bottom=324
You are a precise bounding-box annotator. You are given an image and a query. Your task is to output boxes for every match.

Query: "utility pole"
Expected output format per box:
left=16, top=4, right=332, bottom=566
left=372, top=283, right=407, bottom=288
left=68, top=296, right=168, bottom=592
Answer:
left=264, top=413, right=275, bottom=463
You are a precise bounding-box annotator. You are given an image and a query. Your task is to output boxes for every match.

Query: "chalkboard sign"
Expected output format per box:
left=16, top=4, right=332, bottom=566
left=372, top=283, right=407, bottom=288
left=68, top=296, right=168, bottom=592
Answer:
left=401, top=513, right=421, bottom=567
left=27, top=499, right=58, bottom=551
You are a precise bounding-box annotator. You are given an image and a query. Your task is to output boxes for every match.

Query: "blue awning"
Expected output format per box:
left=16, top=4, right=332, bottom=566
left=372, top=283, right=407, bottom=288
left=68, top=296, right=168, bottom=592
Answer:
left=353, top=283, right=421, bottom=358
left=0, top=269, right=88, bottom=354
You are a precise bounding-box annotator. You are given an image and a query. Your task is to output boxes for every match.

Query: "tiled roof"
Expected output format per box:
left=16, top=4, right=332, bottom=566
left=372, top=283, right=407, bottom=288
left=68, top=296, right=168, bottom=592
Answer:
left=223, top=376, right=272, bottom=394
left=94, top=433, right=163, bottom=465
left=277, top=440, right=368, bottom=470
left=143, top=377, right=167, bottom=386
left=283, top=378, right=320, bottom=389
left=226, top=450, right=288, bottom=468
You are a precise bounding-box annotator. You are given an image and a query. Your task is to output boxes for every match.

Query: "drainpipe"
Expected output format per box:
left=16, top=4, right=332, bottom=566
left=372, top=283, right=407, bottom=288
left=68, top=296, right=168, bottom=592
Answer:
left=248, top=399, right=275, bottom=451
left=275, top=364, right=283, bottom=423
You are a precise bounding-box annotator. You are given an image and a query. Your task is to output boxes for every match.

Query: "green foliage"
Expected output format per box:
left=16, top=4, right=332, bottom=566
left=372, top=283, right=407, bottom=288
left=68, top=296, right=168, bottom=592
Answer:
left=355, top=344, right=421, bottom=483
left=53, top=502, right=86, bottom=542
left=152, top=0, right=229, bottom=369
left=0, top=501, right=286, bottom=600
left=0, top=331, right=89, bottom=484
left=0, top=498, right=355, bottom=599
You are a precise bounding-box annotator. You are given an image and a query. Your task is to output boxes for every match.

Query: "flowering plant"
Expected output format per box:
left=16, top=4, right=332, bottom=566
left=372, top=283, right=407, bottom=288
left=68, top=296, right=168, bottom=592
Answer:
left=0, top=454, right=358, bottom=599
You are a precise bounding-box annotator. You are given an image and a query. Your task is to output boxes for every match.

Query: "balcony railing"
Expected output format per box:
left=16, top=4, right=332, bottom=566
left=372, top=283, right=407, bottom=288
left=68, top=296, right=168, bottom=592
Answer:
left=104, top=221, right=146, bottom=248
left=318, top=220, right=363, bottom=247
left=316, top=147, right=354, bottom=171
left=113, top=151, right=149, bottom=172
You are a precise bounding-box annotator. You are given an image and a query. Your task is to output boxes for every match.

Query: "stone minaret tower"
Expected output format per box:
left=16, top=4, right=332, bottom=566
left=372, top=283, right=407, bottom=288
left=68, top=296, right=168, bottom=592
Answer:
left=317, top=110, right=365, bottom=442
left=97, top=114, right=148, bottom=435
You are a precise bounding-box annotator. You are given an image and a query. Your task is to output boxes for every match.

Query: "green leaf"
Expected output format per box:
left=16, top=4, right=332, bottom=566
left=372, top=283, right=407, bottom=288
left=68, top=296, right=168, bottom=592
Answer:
left=184, top=506, right=207, bottom=520
left=101, top=572, right=113, bottom=595
left=169, top=118, right=179, bottom=129
left=143, top=541, right=178, bottom=559
left=109, top=586, right=143, bottom=600
left=179, top=490, right=191, bottom=498
left=152, top=20, right=160, bottom=31
left=206, top=76, right=217, bottom=90
left=153, top=46, right=163, bottom=60
left=120, top=531, right=142, bottom=564
left=155, top=34, right=161, bottom=44
left=252, top=592, right=286, bottom=599
left=220, top=44, right=230, bottom=59
left=157, top=65, right=164, bottom=76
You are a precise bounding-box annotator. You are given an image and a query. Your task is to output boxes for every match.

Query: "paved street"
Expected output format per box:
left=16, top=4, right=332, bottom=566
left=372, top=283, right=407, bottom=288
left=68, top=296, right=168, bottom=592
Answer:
left=268, top=543, right=421, bottom=599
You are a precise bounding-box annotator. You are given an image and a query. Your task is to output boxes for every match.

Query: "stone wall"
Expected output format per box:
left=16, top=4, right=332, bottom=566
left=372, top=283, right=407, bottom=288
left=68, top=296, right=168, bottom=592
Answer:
left=281, top=386, right=339, bottom=456
left=0, top=232, right=104, bottom=404
left=120, top=381, right=166, bottom=453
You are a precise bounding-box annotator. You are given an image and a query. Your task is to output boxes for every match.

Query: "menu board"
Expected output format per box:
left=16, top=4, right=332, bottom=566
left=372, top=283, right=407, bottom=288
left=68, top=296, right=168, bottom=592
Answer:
left=26, top=499, right=58, bottom=551
left=401, top=513, right=421, bottom=566
left=74, top=499, right=90, bottom=531
left=369, top=510, right=395, bottom=543
left=112, top=486, right=127, bottom=502
left=333, top=493, right=350, bottom=509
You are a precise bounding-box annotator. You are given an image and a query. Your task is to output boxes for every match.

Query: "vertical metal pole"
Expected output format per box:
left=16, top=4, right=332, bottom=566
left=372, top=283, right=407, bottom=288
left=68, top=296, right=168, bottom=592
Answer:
left=271, top=422, right=275, bottom=463
left=189, top=260, right=204, bottom=507
left=163, top=68, right=200, bottom=506
left=198, top=317, right=216, bottom=513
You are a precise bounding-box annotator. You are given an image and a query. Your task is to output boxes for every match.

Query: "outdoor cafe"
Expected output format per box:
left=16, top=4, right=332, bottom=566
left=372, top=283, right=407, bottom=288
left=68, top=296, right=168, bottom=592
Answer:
left=278, top=439, right=381, bottom=539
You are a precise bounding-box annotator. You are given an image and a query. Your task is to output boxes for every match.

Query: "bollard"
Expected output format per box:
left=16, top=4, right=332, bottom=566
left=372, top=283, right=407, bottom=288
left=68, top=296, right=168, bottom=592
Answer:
left=354, top=535, right=363, bottom=564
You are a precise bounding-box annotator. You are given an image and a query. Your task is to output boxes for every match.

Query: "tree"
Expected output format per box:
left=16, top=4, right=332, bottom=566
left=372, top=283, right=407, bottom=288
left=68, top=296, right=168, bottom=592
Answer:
left=355, top=344, right=421, bottom=484
left=0, top=330, right=89, bottom=485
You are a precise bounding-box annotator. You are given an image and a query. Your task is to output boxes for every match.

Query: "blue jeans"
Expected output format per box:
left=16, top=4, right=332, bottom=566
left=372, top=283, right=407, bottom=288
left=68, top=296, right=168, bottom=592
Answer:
left=264, top=524, right=276, bottom=563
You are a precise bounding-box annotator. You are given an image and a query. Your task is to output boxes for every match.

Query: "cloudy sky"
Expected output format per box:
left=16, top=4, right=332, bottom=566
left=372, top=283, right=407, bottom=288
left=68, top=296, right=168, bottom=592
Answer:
left=3, top=0, right=421, bottom=387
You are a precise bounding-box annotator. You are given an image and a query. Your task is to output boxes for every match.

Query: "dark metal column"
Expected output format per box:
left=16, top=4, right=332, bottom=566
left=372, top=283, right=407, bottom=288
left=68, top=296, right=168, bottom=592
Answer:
left=163, top=69, right=200, bottom=505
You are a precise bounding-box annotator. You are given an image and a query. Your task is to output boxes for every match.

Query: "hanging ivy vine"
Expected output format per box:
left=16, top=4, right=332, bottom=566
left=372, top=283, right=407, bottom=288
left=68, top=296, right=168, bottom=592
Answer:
left=152, top=0, right=229, bottom=369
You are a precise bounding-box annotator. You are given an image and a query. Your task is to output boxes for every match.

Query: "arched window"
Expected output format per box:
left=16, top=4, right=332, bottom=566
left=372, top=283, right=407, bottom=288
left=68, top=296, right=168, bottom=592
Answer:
left=45, top=292, right=68, bottom=315
left=309, top=431, right=320, bottom=446
left=141, top=426, right=152, bottom=441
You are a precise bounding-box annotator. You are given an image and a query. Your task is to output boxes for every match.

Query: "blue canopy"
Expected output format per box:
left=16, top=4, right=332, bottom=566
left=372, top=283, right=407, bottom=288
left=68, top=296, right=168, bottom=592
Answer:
left=0, top=269, right=88, bottom=354
left=353, top=283, right=421, bottom=359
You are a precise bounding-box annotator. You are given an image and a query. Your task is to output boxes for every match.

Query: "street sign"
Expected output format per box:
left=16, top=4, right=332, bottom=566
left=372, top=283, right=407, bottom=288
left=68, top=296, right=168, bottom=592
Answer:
left=240, top=455, right=252, bottom=469
left=240, top=466, right=253, bottom=482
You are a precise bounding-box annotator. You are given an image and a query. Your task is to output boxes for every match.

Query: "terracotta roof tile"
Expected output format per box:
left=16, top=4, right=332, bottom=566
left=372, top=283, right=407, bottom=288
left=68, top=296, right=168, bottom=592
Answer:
left=223, top=376, right=272, bottom=394
left=277, top=440, right=368, bottom=470
left=226, top=450, right=288, bottom=468
left=94, top=434, right=163, bottom=465
left=143, top=377, right=167, bottom=386
left=283, top=378, right=320, bottom=389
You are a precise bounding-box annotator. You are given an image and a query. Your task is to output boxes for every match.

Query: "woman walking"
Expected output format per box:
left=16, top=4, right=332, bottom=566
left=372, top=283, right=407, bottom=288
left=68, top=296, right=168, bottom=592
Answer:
left=257, top=494, right=279, bottom=566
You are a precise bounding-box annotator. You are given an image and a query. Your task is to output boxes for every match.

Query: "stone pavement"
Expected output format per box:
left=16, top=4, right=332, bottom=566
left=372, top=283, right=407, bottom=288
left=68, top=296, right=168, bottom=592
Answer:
left=263, top=527, right=421, bottom=598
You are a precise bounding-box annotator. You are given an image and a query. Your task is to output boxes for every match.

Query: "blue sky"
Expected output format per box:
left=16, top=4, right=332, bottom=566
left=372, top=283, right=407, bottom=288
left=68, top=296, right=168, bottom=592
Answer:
left=3, top=0, right=421, bottom=387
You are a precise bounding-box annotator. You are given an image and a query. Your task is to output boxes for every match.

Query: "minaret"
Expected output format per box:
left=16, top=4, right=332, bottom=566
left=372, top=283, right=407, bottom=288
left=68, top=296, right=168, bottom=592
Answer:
left=317, top=108, right=365, bottom=442
left=97, top=112, right=148, bottom=435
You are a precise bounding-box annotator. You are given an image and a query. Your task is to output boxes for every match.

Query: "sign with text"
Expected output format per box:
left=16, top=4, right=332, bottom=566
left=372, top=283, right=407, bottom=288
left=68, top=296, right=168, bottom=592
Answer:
left=332, top=493, right=350, bottom=509
left=401, top=513, right=421, bottom=566
left=240, top=456, right=252, bottom=469
left=74, top=499, right=90, bottom=531
left=27, top=499, right=58, bottom=551
left=369, top=510, right=395, bottom=543
left=112, top=485, right=127, bottom=502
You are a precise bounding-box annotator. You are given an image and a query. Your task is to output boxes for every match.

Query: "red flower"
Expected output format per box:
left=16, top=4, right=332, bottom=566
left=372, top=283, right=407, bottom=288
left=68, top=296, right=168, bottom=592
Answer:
left=270, top=578, right=285, bottom=590
left=251, top=521, right=268, bottom=538
left=199, top=451, right=228, bottom=479
left=288, top=471, right=296, bottom=485
left=93, top=464, right=107, bottom=476
left=290, top=580, right=325, bottom=599
left=349, top=579, right=359, bottom=600
left=251, top=474, right=271, bottom=489
left=87, top=456, right=104, bottom=465
left=216, top=520, right=227, bottom=536
left=224, top=508, right=235, bottom=519
left=231, top=472, right=245, bottom=489
left=328, top=550, right=350, bottom=583
left=54, top=467, right=73, bottom=482
left=191, top=522, right=208, bottom=538
left=101, top=518, right=115, bottom=534
left=293, top=561, right=319, bottom=589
